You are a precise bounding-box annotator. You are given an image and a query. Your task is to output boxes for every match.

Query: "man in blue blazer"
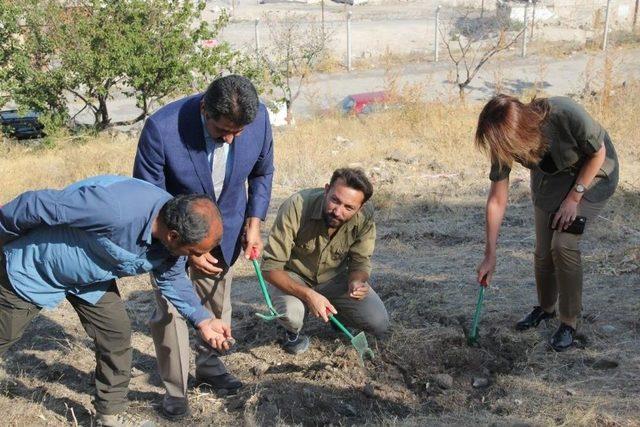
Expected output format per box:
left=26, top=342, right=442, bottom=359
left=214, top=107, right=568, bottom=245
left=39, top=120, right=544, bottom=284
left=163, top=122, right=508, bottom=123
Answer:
left=133, top=75, right=274, bottom=420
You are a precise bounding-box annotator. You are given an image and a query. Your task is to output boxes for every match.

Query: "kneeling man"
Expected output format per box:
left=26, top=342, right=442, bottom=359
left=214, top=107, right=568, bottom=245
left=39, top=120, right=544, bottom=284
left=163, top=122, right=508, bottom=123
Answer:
left=261, top=168, right=389, bottom=354
left=0, top=176, right=231, bottom=426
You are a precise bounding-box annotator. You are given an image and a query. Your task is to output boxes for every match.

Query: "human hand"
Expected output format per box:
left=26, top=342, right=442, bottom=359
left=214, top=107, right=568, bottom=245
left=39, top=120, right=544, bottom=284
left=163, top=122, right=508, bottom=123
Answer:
left=196, top=318, right=233, bottom=351
left=243, top=219, right=264, bottom=260
left=476, top=253, right=496, bottom=285
left=189, top=253, right=223, bottom=275
left=348, top=280, right=370, bottom=300
left=552, top=198, right=579, bottom=231
left=305, top=289, right=337, bottom=322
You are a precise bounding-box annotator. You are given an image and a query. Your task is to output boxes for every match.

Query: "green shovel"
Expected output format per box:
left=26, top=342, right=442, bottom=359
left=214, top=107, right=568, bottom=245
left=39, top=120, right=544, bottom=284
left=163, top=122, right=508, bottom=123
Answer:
left=250, top=248, right=285, bottom=322
left=326, top=308, right=374, bottom=366
left=468, top=277, right=488, bottom=346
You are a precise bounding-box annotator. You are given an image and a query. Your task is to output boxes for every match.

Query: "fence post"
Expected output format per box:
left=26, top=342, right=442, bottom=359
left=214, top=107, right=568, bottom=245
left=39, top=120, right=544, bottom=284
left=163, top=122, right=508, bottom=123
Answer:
left=434, top=5, right=441, bottom=62
left=530, top=0, right=536, bottom=40
left=347, top=10, right=352, bottom=72
left=254, top=18, right=260, bottom=65
left=602, top=0, right=611, bottom=51
left=522, top=1, right=529, bottom=57
left=321, top=0, right=326, bottom=37
left=634, top=0, right=639, bottom=33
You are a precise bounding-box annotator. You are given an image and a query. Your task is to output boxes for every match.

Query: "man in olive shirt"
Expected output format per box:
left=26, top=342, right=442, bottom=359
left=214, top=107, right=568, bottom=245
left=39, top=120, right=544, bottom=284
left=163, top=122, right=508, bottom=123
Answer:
left=261, top=168, right=389, bottom=354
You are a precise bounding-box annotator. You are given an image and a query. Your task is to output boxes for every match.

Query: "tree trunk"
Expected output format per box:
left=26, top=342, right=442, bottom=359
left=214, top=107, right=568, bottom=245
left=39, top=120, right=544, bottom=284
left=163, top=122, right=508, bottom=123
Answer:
left=97, top=95, right=110, bottom=129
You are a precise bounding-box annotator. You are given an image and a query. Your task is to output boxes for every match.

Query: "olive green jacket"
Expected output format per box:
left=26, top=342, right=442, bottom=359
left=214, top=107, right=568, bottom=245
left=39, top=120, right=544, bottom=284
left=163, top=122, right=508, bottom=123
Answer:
left=261, top=188, right=375, bottom=286
left=490, top=96, right=619, bottom=212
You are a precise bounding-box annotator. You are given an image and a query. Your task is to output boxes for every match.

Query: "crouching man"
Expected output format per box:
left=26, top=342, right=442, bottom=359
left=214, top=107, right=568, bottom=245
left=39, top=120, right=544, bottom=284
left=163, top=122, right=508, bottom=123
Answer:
left=0, top=176, right=232, bottom=426
left=261, top=168, right=389, bottom=354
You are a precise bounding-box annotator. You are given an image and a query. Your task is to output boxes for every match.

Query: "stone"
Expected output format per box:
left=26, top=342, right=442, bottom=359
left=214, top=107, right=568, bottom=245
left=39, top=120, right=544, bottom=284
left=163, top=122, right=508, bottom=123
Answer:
left=472, top=377, right=489, bottom=388
left=250, top=363, right=269, bottom=378
left=363, top=383, right=375, bottom=398
left=600, top=324, right=616, bottom=334
left=434, top=373, right=454, bottom=389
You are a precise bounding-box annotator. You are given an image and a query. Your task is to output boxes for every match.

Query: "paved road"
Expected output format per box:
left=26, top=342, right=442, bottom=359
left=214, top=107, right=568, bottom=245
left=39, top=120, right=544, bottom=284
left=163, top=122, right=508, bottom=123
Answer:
left=89, top=47, right=640, bottom=128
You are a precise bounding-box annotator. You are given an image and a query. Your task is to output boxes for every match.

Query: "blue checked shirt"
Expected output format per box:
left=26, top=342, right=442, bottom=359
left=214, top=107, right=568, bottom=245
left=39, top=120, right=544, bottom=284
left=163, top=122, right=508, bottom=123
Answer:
left=0, top=175, right=212, bottom=326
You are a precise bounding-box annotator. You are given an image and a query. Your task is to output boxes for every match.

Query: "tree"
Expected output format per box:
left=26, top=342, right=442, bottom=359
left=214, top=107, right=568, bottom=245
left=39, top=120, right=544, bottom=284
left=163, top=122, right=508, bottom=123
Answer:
left=1, top=0, right=259, bottom=130
left=1, top=0, right=69, bottom=122
left=259, top=13, right=330, bottom=124
left=440, top=8, right=526, bottom=99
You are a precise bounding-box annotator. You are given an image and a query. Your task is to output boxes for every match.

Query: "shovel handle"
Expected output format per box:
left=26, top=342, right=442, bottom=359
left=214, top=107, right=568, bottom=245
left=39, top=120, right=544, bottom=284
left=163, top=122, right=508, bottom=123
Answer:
left=249, top=251, right=278, bottom=314
left=326, top=308, right=355, bottom=340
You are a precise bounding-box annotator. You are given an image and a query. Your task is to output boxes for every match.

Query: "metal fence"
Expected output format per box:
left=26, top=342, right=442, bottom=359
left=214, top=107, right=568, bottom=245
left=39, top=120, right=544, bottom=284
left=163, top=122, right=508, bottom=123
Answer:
left=232, top=0, right=639, bottom=71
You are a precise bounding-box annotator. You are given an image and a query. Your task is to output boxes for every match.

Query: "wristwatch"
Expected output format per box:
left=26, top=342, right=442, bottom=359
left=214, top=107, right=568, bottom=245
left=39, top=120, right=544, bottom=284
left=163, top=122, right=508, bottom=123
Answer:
left=574, top=183, right=586, bottom=193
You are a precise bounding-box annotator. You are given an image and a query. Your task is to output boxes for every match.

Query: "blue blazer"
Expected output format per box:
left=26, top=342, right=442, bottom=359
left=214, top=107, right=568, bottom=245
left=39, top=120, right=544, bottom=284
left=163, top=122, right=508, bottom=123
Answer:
left=133, top=94, right=274, bottom=266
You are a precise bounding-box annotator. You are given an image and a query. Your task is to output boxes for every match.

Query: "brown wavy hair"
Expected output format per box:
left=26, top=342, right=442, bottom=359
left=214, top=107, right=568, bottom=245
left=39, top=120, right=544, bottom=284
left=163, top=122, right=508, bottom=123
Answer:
left=475, top=94, right=551, bottom=169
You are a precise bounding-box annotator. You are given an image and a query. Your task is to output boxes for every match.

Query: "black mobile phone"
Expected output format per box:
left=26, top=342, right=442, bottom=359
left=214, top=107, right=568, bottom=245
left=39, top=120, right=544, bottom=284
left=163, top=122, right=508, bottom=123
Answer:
left=548, top=213, right=587, bottom=235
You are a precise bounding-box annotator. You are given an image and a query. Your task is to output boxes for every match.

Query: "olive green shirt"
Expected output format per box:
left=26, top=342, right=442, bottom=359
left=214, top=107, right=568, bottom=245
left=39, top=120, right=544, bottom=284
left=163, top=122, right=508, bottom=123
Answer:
left=261, top=188, right=376, bottom=286
left=490, top=96, right=619, bottom=212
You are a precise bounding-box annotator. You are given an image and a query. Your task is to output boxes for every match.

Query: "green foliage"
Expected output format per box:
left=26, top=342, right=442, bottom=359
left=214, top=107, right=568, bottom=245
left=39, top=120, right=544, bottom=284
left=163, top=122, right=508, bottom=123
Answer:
left=0, top=0, right=261, bottom=132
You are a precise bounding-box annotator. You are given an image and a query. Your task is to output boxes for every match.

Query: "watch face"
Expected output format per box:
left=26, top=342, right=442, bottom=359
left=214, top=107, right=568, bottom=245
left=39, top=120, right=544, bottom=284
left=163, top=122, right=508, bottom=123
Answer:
left=576, top=184, right=585, bottom=193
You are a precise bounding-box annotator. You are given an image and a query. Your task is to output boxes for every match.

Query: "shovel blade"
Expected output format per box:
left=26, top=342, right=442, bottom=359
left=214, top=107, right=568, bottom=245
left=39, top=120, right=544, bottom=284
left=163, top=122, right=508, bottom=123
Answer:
left=351, top=332, right=374, bottom=365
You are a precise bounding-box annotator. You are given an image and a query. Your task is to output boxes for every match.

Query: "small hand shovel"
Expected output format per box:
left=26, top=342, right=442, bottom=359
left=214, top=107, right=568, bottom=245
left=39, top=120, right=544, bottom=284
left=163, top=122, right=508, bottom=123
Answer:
left=249, top=248, right=285, bottom=322
left=326, top=308, right=374, bottom=366
left=467, top=277, right=488, bottom=346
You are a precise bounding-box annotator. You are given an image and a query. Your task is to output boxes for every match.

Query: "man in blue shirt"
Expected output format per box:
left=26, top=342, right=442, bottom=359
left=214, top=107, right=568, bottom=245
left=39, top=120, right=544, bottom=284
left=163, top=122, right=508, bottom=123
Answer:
left=134, top=74, right=274, bottom=419
left=0, top=176, right=231, bottom=426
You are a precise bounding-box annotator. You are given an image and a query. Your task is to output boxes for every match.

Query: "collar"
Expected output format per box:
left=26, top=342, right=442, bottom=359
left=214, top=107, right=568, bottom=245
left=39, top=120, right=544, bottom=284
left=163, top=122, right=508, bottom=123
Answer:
left=200, top=113, right=213, bottom=143
left=310, top=191, right=325, bottom=220
left=142, top=199, right=168, bottom=245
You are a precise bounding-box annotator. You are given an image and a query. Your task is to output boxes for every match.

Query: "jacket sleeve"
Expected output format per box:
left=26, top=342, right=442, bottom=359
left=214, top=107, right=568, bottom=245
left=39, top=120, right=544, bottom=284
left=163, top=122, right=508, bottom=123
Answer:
left=152, top=257, right=212, bottom=326
left=133, top=118, right=167, bottom=190
left=245, top=108, right=274, bottom=220
left=0, top=185, right=119, bottom=243
left=261, top=194, right=301, bottom=272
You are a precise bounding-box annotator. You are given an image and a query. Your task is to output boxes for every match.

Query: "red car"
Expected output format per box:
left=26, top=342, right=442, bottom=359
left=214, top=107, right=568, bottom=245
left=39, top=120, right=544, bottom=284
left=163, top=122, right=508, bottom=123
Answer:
left=340, top=91, right=390, bottom=115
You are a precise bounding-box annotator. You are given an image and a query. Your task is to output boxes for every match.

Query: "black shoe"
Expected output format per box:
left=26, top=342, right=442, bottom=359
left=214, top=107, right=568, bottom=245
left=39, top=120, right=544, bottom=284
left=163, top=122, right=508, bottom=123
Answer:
left=515, top=306, right=555, bottom=331
left=196, top=372, right=243, bottom=394
left=160, top=395, right=189, bottom=421
left=282, top=330, right=310, bottom=355
left=549, top=323, right=576, bottom=352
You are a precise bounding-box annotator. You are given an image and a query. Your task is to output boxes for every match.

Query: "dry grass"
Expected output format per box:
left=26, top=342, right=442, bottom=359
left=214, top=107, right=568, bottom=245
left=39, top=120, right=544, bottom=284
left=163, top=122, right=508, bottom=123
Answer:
left=0, top=76, right=639, bottom=426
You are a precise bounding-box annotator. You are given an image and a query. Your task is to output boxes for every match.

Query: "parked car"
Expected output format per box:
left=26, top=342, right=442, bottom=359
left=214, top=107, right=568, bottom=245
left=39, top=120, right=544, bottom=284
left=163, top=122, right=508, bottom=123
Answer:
left=340, top=91, right=391, bottom=115
left=0, top=109, right=45, bottom=139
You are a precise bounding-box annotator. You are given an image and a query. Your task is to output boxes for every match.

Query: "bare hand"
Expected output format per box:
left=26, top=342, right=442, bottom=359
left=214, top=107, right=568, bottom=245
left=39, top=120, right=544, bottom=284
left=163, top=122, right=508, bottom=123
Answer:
left=196, top=318, right=233, bottom=351
left=243, top=219, right=264, bottom=260
left=348, top=281, right=370, bottom=300
left=552, top=198, right=579, bottom=231
left=476, top=254, right=496, bottom=285
left=189, top=253, right=223, bottom=275
left=305, top=290, right=337, bottom=322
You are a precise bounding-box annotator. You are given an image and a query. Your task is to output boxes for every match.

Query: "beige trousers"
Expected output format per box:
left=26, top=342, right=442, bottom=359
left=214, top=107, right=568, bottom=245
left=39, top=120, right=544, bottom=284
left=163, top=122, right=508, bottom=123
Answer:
left=533, top=198, right=608, bottom=326
left=149, top=256, right=232, bottom=399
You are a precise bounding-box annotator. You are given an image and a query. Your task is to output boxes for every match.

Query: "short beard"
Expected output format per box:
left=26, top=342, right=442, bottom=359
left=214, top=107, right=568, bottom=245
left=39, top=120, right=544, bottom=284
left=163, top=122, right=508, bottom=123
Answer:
left=322, top=211, right=341, bottom=228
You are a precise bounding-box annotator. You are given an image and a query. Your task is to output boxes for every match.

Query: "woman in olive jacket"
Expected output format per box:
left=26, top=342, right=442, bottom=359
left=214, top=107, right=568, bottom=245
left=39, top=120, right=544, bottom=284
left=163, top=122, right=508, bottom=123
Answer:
left=475, top=94, right=619, bottom=351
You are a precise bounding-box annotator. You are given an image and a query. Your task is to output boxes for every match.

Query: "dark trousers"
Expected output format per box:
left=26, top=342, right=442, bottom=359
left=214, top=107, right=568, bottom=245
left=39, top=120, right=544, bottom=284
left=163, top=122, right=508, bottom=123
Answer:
left=0, top=260, right=132, bottom=415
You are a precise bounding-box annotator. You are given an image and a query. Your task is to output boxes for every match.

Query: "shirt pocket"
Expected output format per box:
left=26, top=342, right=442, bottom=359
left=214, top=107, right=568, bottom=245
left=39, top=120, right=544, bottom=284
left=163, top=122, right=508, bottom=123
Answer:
left=330, top=247, right=347, bottom=263
left=298, top=240, right=316, bottom=254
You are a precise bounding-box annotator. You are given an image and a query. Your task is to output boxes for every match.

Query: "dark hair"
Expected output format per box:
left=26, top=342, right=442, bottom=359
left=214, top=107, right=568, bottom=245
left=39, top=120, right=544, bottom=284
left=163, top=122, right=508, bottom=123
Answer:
left=475, top=94, right=550, bottom=169
left=203, top=75, right=259, bottom=126
left=330, top=168, right=374, bottom=203
left=159, top=194, right=220, bottom=244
